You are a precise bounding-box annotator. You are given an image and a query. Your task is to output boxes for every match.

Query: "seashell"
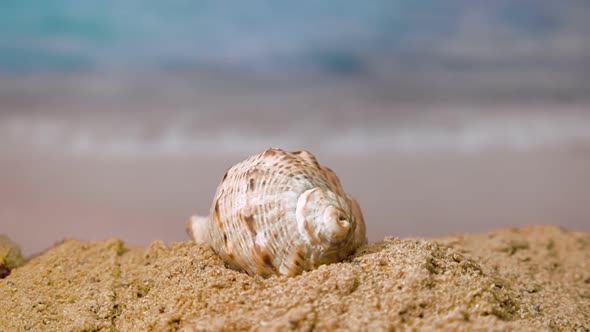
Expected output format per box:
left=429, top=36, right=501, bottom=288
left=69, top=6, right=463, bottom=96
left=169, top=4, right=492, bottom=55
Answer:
left=186, top=147, right=367, bottom=277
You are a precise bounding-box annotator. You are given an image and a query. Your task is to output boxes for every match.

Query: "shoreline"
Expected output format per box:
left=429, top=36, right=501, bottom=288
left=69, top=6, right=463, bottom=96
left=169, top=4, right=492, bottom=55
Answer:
left=3, top=145, right=590, bottom=257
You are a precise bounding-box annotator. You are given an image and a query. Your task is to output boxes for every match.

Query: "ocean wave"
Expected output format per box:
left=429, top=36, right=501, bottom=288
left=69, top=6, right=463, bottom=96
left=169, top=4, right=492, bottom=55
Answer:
left=3, top=108, right=590, bottom=157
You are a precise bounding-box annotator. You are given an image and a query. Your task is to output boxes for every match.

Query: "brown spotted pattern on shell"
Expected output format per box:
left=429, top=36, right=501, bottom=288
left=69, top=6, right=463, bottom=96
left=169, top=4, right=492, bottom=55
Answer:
left=187, top=147, right=367, bottom=277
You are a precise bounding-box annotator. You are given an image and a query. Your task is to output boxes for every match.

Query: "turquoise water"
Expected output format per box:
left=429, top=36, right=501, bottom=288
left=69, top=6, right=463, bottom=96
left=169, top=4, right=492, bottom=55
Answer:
left=0, top=1, right=586, bottom=75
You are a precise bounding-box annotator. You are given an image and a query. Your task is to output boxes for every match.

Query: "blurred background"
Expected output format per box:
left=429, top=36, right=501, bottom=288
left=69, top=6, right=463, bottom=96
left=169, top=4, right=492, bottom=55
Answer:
left=1, top=1, right=589, bottom=256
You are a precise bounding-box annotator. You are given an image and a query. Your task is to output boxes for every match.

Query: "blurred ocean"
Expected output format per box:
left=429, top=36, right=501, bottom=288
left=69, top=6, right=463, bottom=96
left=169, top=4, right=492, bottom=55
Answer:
left=0, top=1, right=589, bottom=84
left=1, top=1, right=590, bottom=256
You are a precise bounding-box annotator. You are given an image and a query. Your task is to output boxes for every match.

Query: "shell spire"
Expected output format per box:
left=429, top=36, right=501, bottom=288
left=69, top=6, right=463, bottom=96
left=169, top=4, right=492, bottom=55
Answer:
left=187, top=147, right=367, bottom=277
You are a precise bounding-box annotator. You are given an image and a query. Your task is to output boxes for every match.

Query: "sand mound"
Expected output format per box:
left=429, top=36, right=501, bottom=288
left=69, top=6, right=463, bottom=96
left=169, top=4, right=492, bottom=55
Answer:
left=0, top=226, right=588, bottom=331
left=0, top=235, right=24, bottom=279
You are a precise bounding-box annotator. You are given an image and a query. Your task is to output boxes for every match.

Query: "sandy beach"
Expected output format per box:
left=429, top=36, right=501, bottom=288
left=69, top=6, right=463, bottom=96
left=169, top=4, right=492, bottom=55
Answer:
left=2, top=2, right=589, bottom=329
left=1, top=225, right=588, bottom=330
left=1, top=77, right=589, bottom=331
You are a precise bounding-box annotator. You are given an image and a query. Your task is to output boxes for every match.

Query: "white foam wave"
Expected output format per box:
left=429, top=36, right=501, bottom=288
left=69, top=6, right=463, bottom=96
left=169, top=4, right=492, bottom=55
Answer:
left=2, top=111, right=590, bottom=157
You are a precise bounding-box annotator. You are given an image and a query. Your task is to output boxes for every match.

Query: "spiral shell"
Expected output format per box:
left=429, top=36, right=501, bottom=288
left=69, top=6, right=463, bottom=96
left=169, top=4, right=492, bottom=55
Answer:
left=187, top=147, right=367, bottom=277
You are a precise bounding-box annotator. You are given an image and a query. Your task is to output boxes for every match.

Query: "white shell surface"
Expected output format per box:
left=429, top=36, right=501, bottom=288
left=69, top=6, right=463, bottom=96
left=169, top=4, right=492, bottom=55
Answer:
left=188, top=147, right=367, bottom=277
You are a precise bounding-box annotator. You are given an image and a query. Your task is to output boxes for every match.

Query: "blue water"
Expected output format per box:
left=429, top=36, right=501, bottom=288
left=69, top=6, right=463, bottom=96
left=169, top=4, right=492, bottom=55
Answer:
left=0, top=1, right=586, bottom=75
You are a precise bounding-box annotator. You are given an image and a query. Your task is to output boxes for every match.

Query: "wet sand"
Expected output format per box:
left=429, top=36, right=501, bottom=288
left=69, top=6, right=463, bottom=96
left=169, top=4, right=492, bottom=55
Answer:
left=1, top=225, right=588, bottom=330
left=2, top=145, right=590, bottom=257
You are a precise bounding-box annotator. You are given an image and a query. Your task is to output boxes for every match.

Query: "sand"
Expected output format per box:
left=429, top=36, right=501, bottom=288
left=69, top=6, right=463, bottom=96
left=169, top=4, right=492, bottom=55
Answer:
left=0, top=235, right=24, bottom=278
left=0, top=225, right=588, bottom=331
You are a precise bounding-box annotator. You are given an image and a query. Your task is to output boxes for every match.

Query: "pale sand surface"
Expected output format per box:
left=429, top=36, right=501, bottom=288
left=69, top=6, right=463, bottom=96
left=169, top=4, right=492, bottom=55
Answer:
left=2, top=147, right=590, bottom=257
left=1, top=225, right=588, bottom=331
